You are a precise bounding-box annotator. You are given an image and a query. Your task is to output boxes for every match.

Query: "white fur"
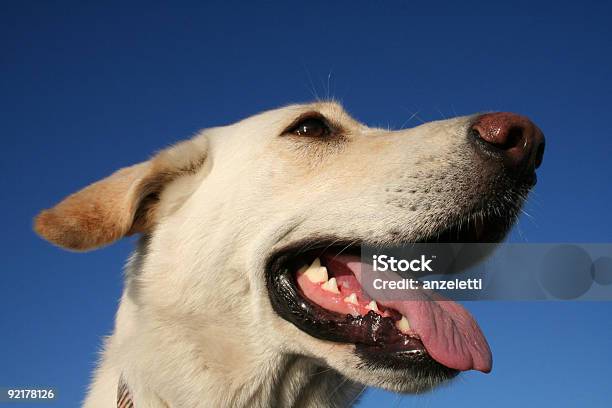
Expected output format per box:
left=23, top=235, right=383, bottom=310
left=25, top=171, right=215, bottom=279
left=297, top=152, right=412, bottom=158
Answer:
left=45, top=102, right=503, bottom=407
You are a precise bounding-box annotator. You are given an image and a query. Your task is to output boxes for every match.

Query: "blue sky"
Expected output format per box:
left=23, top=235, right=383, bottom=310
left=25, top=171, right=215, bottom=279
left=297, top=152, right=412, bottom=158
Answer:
left=1, top=1, right=611, bottom=407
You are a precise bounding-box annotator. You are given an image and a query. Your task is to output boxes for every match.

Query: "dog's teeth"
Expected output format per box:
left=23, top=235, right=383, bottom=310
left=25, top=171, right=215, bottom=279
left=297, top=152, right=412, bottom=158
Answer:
left=396, top=316, right=411, bottom=334
left=366, top=300, right=379, bottom=312
left=310, top=258, right=321, bottom=268
left=321, top=277, right=340, bottom=294
left=301, top=258, right=328, bottom=283
left=343, top=293, right=358, bottom=305
left=304, top=266, right=328, bottom=284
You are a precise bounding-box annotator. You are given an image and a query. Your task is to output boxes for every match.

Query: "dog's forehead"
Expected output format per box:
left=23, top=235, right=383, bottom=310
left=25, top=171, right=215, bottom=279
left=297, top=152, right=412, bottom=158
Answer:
left=238, top=101, right=362, bottom=129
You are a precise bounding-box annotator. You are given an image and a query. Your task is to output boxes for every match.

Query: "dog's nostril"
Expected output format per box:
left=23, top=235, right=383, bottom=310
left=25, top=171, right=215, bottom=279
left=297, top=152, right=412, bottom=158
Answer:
left=504, top=126, right=525, bottom=150
left=471, top=112, right=545, bottom=175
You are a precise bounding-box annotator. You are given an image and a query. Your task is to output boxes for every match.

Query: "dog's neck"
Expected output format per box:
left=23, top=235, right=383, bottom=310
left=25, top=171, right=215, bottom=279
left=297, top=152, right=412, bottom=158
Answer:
left=114, top=305, right=362, bottom=407
left=199, top=354, right=362, bottom=407
left=93, top=243, right=363, bottom=408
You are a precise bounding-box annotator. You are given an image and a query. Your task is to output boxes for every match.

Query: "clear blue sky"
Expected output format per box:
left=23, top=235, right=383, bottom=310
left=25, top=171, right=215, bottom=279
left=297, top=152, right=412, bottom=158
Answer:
left=1, top=1, right=611, bottom=407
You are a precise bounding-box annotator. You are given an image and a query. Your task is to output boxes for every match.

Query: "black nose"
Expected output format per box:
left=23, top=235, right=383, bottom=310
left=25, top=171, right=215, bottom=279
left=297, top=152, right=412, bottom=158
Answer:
left=471, top=112, right=545, bottom=178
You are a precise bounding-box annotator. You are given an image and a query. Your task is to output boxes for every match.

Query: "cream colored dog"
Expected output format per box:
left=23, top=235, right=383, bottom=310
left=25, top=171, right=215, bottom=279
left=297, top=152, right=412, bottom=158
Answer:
left=35, top=101, right=544, bottom=407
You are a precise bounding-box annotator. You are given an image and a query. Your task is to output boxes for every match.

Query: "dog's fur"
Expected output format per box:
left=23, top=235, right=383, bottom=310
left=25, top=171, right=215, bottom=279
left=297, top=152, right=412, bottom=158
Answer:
left=35, top=102, right=522, bottom=407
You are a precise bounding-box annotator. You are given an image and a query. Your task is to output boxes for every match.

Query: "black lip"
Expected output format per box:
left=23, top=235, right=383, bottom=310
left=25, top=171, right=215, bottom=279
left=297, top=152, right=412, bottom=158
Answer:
left=265, top=208, right=515, bottom=375
left=265, top=242, right=459, bottom=376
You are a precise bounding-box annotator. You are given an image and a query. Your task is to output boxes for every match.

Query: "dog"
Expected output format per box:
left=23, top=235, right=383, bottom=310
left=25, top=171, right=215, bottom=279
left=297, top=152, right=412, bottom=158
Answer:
left=34, top=101, right=545, bottom=407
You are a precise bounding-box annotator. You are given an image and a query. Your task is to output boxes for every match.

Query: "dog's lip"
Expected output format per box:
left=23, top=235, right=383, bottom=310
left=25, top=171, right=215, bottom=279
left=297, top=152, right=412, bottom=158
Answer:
left=267, top=255, right=443, bottom=363
left=265, top=212, right=510, bottom=373
left=266, top=245, right=459, bottom=380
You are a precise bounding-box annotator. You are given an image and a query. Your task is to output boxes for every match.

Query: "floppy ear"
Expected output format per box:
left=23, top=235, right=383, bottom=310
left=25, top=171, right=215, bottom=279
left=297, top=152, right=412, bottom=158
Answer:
left=34, top=136, right=208, bottom=251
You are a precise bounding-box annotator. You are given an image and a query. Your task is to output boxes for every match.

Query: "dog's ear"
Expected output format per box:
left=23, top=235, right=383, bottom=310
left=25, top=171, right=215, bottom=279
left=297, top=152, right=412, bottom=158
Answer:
left=34, top=136, right=208, bottom=251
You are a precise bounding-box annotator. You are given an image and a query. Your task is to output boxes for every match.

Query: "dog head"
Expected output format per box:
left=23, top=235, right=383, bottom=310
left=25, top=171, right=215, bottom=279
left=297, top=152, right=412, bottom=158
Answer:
left=35, top=101, right=544, bottom=393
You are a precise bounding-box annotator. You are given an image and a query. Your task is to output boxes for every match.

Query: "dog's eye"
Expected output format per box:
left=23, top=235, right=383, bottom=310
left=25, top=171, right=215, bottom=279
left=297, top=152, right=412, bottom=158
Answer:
left=287, top=117, right=331, bottom=138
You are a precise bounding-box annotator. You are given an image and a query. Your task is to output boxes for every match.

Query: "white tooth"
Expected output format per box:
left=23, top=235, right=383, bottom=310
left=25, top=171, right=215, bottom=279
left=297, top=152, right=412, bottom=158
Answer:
left=396, top=316, right=411, bottom=334
left=321, top=277, right=340, bottom=294
left=343, top=293, right=358, bottom=305
left=310, top=258, right=321, bottom=268
left=301, top=258, right=327, bottom=283
left=366, top=300, right=379, bottom=312
left=304, top=264, right=328, bottom=283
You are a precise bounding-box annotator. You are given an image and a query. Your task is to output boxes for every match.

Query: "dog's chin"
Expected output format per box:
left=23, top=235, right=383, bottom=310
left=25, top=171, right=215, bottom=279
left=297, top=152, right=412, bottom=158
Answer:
left=327, top=348, right=458, bottom=394
left=265, top=210, right=515, bottom=393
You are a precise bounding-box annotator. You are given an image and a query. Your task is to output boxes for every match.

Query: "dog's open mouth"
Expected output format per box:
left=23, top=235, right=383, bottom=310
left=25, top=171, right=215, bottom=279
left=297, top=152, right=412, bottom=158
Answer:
left=266, top=215, right=507, bottom=378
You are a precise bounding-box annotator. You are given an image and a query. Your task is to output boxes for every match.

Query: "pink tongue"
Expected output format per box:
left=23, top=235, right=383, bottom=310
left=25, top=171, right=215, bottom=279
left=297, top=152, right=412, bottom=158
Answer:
left=337, top=255, right=492, bottom=373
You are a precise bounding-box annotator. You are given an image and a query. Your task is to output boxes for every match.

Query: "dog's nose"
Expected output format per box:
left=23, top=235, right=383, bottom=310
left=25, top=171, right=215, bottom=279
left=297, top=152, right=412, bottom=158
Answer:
left=471, top=112, right=545, bottom=178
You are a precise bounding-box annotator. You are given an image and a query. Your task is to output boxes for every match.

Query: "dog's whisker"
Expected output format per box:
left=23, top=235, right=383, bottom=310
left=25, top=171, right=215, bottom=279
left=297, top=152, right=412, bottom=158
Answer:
left=400, top=109, right=421, bottom=129
left=302, top=62, right=320, bottom=101
left=330, top=239, right=361, bottom=261
left=326, top=67, right=334, bottom=101
left=328, top=376, right=350, bottom=399
left=392, top=392, right=402, bottom=408
left=451, top=104, right=458, bottom=117
left=309, top=366, right=335, bottom=377
left=35, top=99, right=545, bottom=406
left=347, top=384, right=368, bottom=407
left=434, top=106, right=447, bottom=120
left=400, top=106, right=427, bottom=125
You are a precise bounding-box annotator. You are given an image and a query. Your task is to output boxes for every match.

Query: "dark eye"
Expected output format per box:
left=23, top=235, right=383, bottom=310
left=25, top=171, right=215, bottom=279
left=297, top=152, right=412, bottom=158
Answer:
left=287, top=117, right=331, bottom=138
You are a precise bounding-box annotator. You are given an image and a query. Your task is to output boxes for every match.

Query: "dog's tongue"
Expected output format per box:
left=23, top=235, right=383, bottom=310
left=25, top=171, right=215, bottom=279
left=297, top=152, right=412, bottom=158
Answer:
left=377, top=297, right=492, bottom=373
left=339, top=255, right=492, bottom=373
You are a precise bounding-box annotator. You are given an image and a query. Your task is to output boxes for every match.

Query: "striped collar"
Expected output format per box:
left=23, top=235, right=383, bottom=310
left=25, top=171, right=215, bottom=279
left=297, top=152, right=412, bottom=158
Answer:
left=117, top=375, right=133, bottom=408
